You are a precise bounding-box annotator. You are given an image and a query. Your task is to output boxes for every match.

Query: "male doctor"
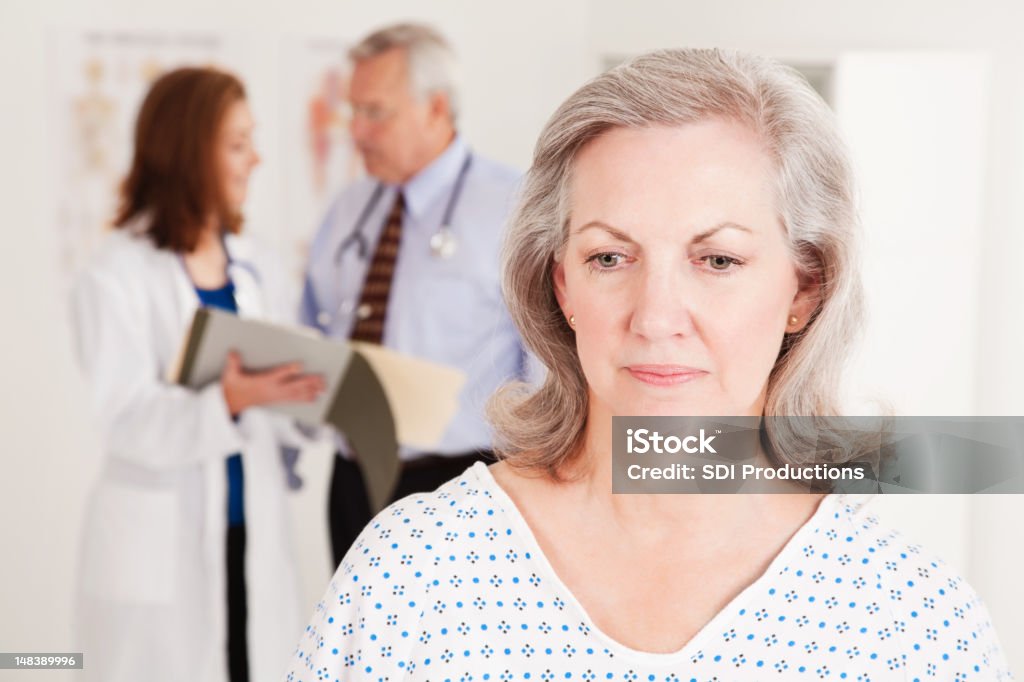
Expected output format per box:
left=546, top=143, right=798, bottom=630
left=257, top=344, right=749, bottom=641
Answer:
left=302, top=22, right=527, bottom=566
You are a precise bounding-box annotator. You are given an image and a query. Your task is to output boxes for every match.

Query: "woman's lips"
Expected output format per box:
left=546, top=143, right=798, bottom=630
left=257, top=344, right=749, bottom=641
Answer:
left=625, top=365, right=708, bottom=386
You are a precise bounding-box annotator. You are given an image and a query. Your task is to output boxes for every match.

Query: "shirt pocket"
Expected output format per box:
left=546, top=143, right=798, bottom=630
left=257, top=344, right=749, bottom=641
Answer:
left=407, top=274, right=501, bottom=364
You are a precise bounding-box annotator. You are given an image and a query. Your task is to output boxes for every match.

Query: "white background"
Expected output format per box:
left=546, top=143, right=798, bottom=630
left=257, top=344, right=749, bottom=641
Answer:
left=1, top=0, right=1022, bottom=679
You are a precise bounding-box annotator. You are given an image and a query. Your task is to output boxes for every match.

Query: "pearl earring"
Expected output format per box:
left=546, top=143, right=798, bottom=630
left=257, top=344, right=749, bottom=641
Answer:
left=788, top=315, right=799, bottom=326
left=569, top=315, right=575, bottom=328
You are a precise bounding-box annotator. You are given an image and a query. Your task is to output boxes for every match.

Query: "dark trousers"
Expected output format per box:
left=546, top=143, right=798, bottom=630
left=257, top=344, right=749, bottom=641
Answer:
left=329, top=451, right=494, bottom=567
left=226, top=524, right=248, bottom=682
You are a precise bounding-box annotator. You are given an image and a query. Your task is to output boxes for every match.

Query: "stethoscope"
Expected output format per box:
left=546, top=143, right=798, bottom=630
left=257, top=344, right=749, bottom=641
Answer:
left=333, top=152, right=473, bottom=265
left=179, top=234, right=263, bottom=313
left=320, top=153, right=473, bottom=329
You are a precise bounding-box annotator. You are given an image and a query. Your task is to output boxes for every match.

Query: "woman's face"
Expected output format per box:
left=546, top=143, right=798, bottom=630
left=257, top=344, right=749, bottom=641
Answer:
left=217, top=98, right=260, bottom=212
left=553, top=120, right=818, bottom=419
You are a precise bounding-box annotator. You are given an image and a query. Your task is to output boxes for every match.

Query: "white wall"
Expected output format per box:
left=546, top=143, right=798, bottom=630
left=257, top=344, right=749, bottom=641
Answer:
left=2, top=0, right=1021, bottom=678
left=835, top=51, right=990, bottom=416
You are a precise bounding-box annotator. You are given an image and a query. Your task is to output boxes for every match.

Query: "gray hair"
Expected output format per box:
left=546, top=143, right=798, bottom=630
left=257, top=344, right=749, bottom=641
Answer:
left=349, top=22, right=461, bottom=122
left=488, top=48, right=866, bottom=476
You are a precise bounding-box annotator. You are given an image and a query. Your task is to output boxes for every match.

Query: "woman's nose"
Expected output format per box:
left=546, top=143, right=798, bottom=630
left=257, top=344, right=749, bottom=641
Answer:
left=628, top=262, right=698, bottom=341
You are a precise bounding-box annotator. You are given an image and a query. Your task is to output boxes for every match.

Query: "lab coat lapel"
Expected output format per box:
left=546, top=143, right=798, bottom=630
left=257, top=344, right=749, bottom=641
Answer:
left=167, top=251, right=200, bottom=332
left=224, top=234, right=267, bottom=319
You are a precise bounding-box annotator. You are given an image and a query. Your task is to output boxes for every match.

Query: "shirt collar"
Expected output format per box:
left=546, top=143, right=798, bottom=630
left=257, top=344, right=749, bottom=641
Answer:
left=397, top=134, right=469, bottom=221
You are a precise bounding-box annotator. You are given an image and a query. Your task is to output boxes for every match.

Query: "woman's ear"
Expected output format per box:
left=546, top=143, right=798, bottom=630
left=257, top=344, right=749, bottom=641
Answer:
left=788, top=270, right=822, bottom=333
left=552, top=259, right=569, bottom=315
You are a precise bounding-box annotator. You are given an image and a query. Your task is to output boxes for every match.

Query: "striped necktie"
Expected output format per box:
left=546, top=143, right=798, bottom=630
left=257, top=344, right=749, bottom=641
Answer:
left=350, top=191, right=404, bottom=344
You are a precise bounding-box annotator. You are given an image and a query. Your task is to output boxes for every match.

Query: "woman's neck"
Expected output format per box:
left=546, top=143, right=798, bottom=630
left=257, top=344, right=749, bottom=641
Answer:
left=182, top=221, right=229, bottom=288
left=196, top=216, right=222, bottom=250
left=566, top=404, right=823, bottom=546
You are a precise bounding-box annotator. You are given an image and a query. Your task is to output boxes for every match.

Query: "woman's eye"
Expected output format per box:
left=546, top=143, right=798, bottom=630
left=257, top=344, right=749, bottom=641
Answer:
left=586, top=252, right=625, bottom=269
left=701, top=255, right=741, bottom=271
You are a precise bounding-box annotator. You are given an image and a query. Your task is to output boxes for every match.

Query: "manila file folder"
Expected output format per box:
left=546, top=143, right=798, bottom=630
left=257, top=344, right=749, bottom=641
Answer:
left=171, top=307, right=466, bottom=512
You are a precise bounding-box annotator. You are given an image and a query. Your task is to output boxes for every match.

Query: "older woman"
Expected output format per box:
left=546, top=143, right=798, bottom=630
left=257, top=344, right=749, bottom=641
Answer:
left=285, top=50, right=1011, bottom=680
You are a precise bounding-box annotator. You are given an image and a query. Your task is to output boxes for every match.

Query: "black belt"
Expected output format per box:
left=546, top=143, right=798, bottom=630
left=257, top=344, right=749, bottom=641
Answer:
left=339, top=450, right=493, bottom=471
left=401, top=451, right=493, bottom=471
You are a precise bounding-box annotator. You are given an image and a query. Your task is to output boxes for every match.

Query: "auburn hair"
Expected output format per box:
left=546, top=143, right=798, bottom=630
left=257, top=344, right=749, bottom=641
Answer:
left=114, top=66, right=246, bottom=252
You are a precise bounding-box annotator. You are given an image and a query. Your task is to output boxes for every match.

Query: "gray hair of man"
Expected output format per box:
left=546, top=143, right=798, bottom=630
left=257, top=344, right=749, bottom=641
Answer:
left=488, top=48, right=866, bottom=478
left=348, top=22, right=461, bottom=122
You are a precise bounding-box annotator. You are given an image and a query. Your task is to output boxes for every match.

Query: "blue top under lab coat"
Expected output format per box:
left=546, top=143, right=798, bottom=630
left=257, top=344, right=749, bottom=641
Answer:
left=195, top=281, right=245, bottom=527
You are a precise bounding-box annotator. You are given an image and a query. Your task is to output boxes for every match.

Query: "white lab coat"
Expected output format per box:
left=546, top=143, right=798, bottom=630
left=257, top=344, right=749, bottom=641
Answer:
left=70, top=224, right=305, bottom=682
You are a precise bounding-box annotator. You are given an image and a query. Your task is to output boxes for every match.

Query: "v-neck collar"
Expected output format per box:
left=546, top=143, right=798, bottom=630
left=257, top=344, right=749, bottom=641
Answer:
left=468, top=460, right=839, bottom=665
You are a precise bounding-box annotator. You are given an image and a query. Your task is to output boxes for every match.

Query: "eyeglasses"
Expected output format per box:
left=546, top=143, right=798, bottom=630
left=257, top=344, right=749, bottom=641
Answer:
left=346, top=103, right=398, bottom=125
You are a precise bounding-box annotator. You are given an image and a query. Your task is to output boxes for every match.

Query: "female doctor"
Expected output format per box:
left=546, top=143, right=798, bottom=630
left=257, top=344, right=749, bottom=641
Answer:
left=70, top=67, right=323, bottom=682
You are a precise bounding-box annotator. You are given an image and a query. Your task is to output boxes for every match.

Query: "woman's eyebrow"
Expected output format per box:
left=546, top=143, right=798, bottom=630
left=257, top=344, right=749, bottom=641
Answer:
left=692, top=222, right=754, bottom=243
left=573, top=220, right=753, bottom=244
left=573, top=220, right=636, bottom=244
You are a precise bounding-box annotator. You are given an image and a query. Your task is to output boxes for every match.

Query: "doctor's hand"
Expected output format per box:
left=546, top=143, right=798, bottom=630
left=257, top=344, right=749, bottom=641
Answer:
left=221, top=350, right=326, bottom=417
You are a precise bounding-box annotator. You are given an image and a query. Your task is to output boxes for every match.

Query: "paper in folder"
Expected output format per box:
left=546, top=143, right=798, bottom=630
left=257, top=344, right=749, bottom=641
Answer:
left=171, top=307, right=466, bottom=511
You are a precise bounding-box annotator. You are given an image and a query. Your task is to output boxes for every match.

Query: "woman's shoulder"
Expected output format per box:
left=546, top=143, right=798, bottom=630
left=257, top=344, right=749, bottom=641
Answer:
left=299, top=465, right=506, bottom=668
left=823, top=495, right=970, bottom=583
left=333, top=459, right=525, bottom=561
left=337, top=463, right=505, bottom=573
left=820, top=495, right=984, bottom=600
left=93, top=224, right=157, bottom=258
left=814, top=495, right=1010, bottom=670
left=291, top=468, right=498, bottom=681
left=74, top=227, right=168, bottom=290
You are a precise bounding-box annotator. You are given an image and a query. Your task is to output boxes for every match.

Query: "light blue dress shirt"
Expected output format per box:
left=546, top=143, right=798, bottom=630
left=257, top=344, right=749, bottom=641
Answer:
left=302, top=135, right=527, bottom=459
